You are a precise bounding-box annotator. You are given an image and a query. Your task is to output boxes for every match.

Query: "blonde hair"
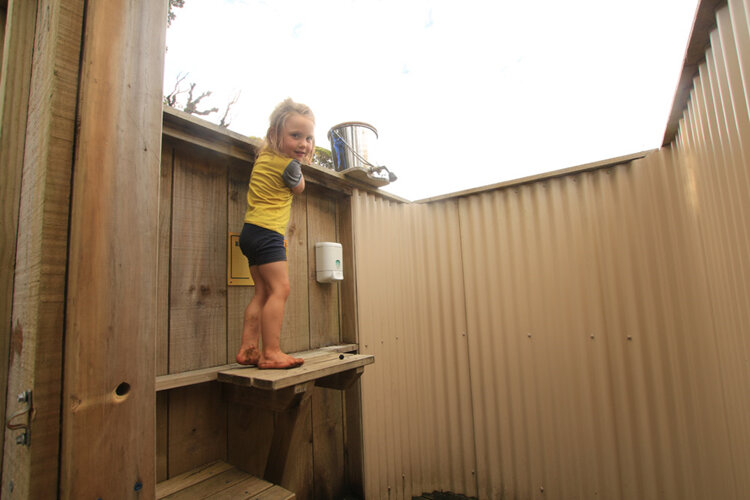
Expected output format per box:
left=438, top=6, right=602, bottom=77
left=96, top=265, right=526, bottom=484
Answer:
left=263, top=98, right=316, bottom=164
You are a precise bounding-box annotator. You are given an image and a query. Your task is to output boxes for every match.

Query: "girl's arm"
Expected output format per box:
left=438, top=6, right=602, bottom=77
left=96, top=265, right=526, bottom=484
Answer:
left=282, top=159, right=305, bottom=194
left=291, top=175, right=305, bottom=194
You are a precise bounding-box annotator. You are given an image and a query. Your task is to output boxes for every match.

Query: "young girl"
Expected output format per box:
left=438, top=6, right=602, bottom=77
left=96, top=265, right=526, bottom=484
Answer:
left=236, top=98, right=314, bottom=369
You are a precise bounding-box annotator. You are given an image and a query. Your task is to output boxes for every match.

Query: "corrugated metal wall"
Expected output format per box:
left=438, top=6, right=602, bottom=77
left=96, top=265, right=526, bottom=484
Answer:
left=352, top=1, right=750, bottom=498
left=676, top=0, right=750, bottom=492
left=353, top=194, right=477, bottom=499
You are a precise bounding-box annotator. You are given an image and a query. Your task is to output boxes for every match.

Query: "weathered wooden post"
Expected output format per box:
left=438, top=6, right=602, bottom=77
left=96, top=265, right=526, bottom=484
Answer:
left=3, top=0, right=167, bottom=496
left=60, top=0, right=168, bottom=497
left=2, top=1, right=86, bottom=497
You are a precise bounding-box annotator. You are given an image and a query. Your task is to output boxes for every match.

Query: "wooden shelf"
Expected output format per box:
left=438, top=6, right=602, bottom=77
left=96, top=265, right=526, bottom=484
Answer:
left=156, top=460, right=295, bottom=499
left=218, top=351, right=374, bottom=391
left=155, top=344, right=361, bottom=392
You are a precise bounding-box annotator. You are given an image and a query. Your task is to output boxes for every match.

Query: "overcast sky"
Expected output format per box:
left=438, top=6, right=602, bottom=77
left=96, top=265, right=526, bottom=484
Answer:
left=164, top=0, right=700, bottom=200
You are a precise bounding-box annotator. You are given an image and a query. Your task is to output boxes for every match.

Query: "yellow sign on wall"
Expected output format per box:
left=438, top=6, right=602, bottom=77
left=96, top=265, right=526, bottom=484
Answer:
left=228, top=233, right=253, bottom=286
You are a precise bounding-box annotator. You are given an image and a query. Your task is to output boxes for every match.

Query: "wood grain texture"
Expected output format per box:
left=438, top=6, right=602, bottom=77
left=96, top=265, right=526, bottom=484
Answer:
left=312, top=387, right=345, bottom=499
left=344, top=380, right=365, bottom=498
left=163, top=469, right=259, bottom=499
left=155, top=460, right=294, bottom=500
left=282, top=192, right=310, bottom=353
left=162, top=105, right=259, bottom=162
left=338, top=195, right=364, bottom=497
left=168, top=383, right=227, bottom=478
left=225, top=383, right=312, bottom=413
left=250, top=484, right=297, bottom=500
left=338, top=196, right=359, bottom=345
left=157, top=392, right=169, bottom=482
left=307, top=191, right=346, bottom=500
left=2, top=1, right=83, bottom=497
left=156, top=345, right=359, bottom=391
left=157, top=140, right=174, bottom=376
left=306, top=185, right=341, bottom=348
left=59, top=0, right=166, bottom=497
left=218, top=353, right=374, bottom=390
left=170, top=146, right=228, bottom=372
left=267, top=392, right=313, bottom=499
left=156, top=460, right=234, bottom=498
left=227, top=161, right=255, bottom=363
left=227, top=402, right=275, bottom=477
left=0, top=0, right=38, bottom=477
left=156, top=363, right=236, bottom=391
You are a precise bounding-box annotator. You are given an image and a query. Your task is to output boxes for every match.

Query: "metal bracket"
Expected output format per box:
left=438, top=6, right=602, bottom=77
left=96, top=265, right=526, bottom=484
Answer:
left=6, top=390, right=32, bottom=446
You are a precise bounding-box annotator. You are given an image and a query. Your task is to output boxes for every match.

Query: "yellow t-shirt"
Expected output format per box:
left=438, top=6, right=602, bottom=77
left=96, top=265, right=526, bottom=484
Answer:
left=244, top=150, right=295, bottom=235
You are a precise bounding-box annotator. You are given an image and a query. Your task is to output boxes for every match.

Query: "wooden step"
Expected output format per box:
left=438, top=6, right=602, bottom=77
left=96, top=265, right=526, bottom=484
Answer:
left=156, top=460, right=295, bottom=499
left=155, top=344, right=361, bottom=392
left=218, top=351, right=374, bottom=390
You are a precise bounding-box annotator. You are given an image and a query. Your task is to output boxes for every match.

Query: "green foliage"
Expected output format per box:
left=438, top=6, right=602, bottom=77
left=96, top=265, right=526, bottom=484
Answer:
left=314, top=146, right=334, bottom=170
left=167, top=0, right=185, bottom=27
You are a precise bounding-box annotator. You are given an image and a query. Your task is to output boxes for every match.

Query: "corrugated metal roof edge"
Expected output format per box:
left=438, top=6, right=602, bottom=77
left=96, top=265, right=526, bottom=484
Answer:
left=415, top=149, right=656, bottom=204
left=662, top=0, right=727, bottom=146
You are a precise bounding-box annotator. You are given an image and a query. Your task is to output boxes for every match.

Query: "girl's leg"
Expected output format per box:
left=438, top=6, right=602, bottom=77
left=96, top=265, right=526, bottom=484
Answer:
left=236, top=265, right=266, bottom=365
left=255, top=260, right=304, bottom=369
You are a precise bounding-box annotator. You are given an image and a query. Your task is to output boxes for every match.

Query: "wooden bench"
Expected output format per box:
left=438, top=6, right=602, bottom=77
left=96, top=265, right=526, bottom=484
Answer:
left=156, top=460, right=295, bottom=499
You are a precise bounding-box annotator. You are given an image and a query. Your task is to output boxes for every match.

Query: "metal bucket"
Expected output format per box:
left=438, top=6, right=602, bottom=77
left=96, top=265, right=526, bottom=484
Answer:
left=327, top=122, right=379, bottom=172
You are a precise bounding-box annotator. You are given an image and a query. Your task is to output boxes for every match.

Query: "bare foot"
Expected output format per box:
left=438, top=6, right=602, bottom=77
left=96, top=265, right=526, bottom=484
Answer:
left=258, top=352, right=305, bottom=370
left=236, top=346, right=260, bottom=366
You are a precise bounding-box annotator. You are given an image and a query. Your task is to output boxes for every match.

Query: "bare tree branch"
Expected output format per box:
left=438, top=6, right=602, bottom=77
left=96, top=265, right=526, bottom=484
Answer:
left=183, top=83, right=218, bottom=115
left=164, top=72, right=189, bottom=107
left=219, top=91, right=241, bottom=128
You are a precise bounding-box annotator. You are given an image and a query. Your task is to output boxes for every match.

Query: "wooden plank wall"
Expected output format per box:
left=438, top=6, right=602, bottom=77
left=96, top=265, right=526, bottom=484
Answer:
left=0, top=0, right=37, bottom=468
left=169, top=144, right=228, bottom=372
left=157, top=135, right=354, bottom=499
left=1, top=0, right=83, bottom=497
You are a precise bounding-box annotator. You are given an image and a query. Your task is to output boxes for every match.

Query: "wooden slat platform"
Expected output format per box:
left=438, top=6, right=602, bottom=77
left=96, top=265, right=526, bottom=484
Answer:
left=155, top=344, right=360, bottom=392
left=156, top=461, right=295, bottom=499
left=218, top=351, right=374, bottom=390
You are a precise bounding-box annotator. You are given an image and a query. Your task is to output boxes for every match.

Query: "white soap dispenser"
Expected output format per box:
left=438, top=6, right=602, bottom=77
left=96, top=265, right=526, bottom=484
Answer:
left=315, top=242, right=343, bottom=283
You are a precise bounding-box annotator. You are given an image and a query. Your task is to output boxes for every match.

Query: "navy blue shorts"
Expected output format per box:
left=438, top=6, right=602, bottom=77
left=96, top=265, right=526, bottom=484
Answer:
left=239, top=223, right=287, bottom=267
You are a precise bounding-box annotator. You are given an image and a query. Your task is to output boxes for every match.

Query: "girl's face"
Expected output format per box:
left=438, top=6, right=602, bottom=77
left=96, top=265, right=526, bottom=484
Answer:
left=278, top=113, right=315, bottom=162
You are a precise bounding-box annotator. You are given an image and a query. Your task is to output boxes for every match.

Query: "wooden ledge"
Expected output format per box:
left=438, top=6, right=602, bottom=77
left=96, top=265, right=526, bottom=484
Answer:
left=156, top=460, right=295, bottom=499
left=218, top=351, right=374, bottom=391
left=156, top=344, right=360, bottom=392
